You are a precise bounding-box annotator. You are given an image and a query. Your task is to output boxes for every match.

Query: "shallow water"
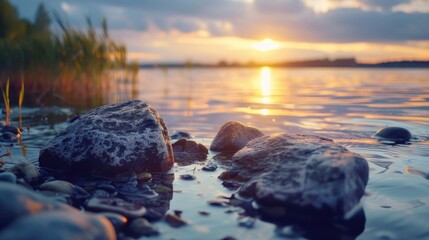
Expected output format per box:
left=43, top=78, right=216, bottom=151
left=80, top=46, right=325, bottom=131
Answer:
left=4, top=67, right=429, bottom=239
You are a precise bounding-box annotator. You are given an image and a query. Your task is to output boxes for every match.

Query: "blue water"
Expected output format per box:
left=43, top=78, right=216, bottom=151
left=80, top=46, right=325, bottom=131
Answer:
left=5, top=68, right=429, bottom=239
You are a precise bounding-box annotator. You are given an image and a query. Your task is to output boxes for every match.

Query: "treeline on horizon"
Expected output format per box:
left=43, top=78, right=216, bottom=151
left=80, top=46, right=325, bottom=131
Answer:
left=0, top=0, right=138, bottom=107
left=141, top=58, right=429, bottom=69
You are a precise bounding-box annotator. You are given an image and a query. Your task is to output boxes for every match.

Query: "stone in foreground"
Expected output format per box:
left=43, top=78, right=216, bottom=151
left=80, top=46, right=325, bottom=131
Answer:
left=0, top=210, right=115, bottom=240
left=220, top=134, right=369, bottom=218
left=210, top=121, right=264, bottom=152
left=39, top=100, right=174, bottom=176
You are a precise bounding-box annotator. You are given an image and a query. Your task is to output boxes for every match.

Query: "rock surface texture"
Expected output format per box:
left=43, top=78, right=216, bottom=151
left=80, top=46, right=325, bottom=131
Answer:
left=219, top=134, right=369, bottom=218
left=39, top=100, right=174, bottom=176
left=210, top=121, right=264, bottom=152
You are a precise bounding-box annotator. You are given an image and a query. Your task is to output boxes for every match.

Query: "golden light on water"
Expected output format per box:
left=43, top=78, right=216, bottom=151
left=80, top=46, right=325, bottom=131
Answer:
left=252, top=38, right=280, bottom=52
left=261, top=66, right=272, bottom=104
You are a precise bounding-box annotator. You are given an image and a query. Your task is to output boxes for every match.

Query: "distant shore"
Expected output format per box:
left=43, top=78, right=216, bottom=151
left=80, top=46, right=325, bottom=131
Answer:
left=139, top=58, right=429, bottom=69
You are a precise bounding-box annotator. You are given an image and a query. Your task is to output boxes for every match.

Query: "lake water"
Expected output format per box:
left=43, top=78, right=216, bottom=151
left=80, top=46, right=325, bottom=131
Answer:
left=6, top=67, right=429, bottom=239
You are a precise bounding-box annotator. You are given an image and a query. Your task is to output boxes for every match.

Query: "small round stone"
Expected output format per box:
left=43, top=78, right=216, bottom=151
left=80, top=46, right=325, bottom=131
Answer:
left=202, top=164, right=218, bottom=172
left=99, top=212, right=127, bottom=232
left=137, top=172, right=152, bottom=183
left=372, top=126, right=412, bottom=143
left=180, top=174, right=196, bottom=181
left=126, top=218, right=159, bottom=237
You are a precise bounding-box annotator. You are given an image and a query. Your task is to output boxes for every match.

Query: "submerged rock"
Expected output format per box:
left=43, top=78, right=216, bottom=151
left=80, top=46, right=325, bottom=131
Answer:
left=220, top=134, right=369, bottom=219
left=39, top=100, right=174, bottom=176
left=86, top=197, right=147, bottom=218
left=126, top=218, right=159, bottom=237
left=170, top=131, right=192, bottom=140
left=0, top=210, right=115, bottom=240
left=210, top=121, right=264, bottom=152
left=0, top=172, right=16, bottom=183
left=372, top=126, right=412, bottom=144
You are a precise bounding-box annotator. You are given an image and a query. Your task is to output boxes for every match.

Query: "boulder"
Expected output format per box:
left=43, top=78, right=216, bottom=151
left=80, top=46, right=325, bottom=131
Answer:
left=219, top=134, right=369, bottom=219
left=0, top=210, right=115, bottom=240
left=39, top=100, right=174, bottom=176
left=210, top=121, right=264, bottom=152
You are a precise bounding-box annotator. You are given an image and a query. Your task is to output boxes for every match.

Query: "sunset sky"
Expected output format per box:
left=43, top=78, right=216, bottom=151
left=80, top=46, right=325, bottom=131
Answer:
left=11, top=0, right=429, bottom=63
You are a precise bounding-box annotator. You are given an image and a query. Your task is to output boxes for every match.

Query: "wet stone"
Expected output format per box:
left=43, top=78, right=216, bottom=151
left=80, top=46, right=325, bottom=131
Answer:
left=180, top=174, right=196, bottom=181
left=198, top=211, right=210, bottom=216
left=126, top=218, right=159, bottom=237
left=173, top=139, right=208, bottom=164
left=38, top=100, right=174, bottom=177
left=165, top=213, right=188, bottom=228
left=210, top=121, right=264, bottom=152
left=137, top=172, right=152, bottom=183
left=0, top=210, right=116, bottom=240
left=238, top=216, right=256, bottom=228
left=96, top=184, right=116, bottom=193
left=202, top=163, right=218, bottom=172
left=39, top=180, right=88, bottom=197
left=372, top=126, right=412, bottom=144
left=99, top=212, right=128, bottom=232
left=207, top=200, right=229, bottom=207
left=0, top=172, right=17, bottom=183
left=7, top=161, right=39, bottom=185
left=85, top=197, right=147, bottom=218
left=221, top=133, right=369, bottom=219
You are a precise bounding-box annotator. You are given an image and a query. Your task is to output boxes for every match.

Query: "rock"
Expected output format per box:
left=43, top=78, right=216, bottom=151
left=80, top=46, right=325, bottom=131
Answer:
left=99, top=212, right=128, bottom=232
left=137, top=172, right=152, bottom=183
left=164, top=213, right=187, bottom=228
left=39, top=180, right=88, bottom=197
left=180, top=174, right=196, bottom=181
left=0, top=210, right=115, bottom=240
left=7, top=161, right=39, bottom=184
left=86, top=197, right=147, bottom=218
left=202, top=163, right=218, bottom=172
left=210, top=121, right=264, bottom=152
left=170, top=131, right=192, bottom=140
left=39, top=100, right=174, bottom=176
left=1, top=132, right=18, bottom=142
left=372, top=126, right=412, bottom=144
left=1, top=125, right=21, bottom=135
left=220, top=134, right=369, bottom=219
left=0, top=172, right=16, bottom=183
left=96, top=184, right=116, bottom=193
left=0, top=182, right=71, bottom=229
left=126, top=218, right=159, bottom=237
left=172, top=139, right=208, bottom=164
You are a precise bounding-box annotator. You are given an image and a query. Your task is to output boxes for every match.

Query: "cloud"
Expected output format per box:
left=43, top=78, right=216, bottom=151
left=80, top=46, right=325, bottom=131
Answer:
left=9, top=0, right=429, bottom=43
left=358, top=0, right=412, bottom=10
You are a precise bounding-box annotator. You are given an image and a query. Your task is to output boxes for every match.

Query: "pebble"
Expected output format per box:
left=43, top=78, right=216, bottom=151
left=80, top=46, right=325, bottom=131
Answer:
left=8, top=161, right=39, bottom=184
left=165, top=213, right=188, bottom=228
left=85, top=197, right=147, bottom=218
left=238, top=216, right=256, bottom=228
left=126, top=218, right=159, bottom=237
left=198, top=211, right=210, bottom=216
left=96, top=184, right=116, bottom=193
left=0, top=172, right=17, bottom=183
left=180, top=174, right=196, bottom=180
left=202, top=163, right=218, bottom=172
left=39, top=180, right=88, bottom=198
left=137, top=172, right=152, bottom=183
left=99, top=212, right=128, bottom=232
left=207, top=200, right=229, bottom=207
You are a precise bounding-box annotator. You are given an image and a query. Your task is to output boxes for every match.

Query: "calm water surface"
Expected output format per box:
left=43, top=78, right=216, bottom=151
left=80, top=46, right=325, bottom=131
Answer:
left=7, top=68, right=429, bottom=239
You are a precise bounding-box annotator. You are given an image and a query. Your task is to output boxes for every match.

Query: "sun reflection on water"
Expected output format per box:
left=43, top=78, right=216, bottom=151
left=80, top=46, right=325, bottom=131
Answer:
left=261, top=66, right=271, bottom=105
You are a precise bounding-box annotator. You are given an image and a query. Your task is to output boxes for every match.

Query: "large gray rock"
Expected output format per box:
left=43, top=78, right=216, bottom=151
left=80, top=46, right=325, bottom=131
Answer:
left=39, top=100, right=174, bottom=176
left=219, top=134, right=369, bottom=218
left=210, top=121, right=264, bottom=152
left=0, top=210, right=115, bottom=240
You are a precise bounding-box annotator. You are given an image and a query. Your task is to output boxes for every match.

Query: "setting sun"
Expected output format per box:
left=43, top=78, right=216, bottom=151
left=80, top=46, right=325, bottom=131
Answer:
left=252, top=38, right=280, bottom=52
